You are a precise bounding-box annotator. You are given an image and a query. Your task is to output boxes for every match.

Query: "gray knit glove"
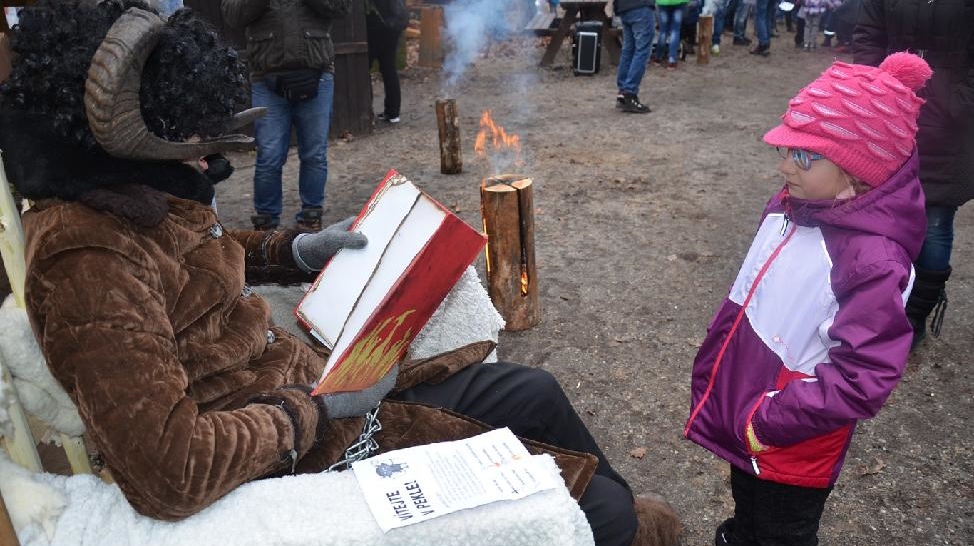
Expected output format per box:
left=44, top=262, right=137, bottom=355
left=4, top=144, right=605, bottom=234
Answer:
left=318, top=365, right=399, bottom=419
left=292, top=216, right=368, bottom=272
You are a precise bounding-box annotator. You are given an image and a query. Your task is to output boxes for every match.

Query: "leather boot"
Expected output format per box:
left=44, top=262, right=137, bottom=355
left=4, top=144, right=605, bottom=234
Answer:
left=905, top=266, right=951, bottom=349
left=629, top=494, right=683, bottom=546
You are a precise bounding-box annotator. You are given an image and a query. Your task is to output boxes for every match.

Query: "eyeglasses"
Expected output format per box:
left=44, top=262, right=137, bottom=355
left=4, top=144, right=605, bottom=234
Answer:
left=776, top=147, right=824, bottom=170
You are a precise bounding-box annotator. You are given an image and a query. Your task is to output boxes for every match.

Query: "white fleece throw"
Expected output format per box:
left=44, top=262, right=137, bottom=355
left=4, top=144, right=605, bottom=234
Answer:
left=1, top=451, right=594, bottom=546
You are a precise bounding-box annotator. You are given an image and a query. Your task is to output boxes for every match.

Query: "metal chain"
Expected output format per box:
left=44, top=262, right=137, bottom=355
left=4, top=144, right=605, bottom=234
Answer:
left=326, top=405, right=382, bottom=472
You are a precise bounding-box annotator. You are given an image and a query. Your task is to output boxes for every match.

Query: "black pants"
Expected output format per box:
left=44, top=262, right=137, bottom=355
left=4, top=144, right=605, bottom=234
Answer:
left=395, top=361, right=637, bottom=546
left=366, top=14, right=403, bottom=119
left=716, top=466, right=832, bottom=546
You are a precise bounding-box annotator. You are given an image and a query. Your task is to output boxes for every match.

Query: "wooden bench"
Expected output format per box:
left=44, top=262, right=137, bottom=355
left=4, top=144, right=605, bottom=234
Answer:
left=524, top=11, right=559, bottom=36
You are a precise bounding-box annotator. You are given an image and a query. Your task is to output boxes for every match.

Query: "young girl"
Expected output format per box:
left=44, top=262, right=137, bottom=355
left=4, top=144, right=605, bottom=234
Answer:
left=684, top=52, right=932, bottom=545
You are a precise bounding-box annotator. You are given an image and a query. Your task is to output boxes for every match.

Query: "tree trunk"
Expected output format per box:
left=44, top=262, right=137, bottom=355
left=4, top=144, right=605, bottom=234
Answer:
left=436, top=99, right=463, bottom=174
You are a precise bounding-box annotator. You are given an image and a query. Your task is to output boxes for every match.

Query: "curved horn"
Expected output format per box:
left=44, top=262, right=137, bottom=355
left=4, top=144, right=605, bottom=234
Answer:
left=85, top=8, right=261, bottom=161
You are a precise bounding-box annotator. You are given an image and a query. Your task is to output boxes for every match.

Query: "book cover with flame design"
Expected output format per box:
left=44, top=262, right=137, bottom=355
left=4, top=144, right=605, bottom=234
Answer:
left=298, top=170, right=487, bottom=394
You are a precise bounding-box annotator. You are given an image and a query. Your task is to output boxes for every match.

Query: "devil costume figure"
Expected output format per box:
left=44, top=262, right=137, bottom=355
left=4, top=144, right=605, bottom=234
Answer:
left=0, top=3, right=681, bottom=545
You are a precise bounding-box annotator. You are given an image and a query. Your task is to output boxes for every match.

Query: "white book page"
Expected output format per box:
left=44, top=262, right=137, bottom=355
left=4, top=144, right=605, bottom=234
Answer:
left=327, top=196, right=445, bottom=369
left=297, top=179, right=420, bottom=347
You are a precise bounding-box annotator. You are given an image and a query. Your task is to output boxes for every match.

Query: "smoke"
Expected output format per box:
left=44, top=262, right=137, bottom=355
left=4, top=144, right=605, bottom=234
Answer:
left=442, top=0, right=526, bottom=89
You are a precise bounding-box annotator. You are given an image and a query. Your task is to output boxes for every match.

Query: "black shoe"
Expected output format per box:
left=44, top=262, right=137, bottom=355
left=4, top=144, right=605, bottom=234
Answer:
left=376, top=112, right=400, bottom=124
left=749, top=43, right=770, bottom=56
left=295, top=207, right=323, bottom=232
left=621, top=93, right=651, bottom=114
left=732, top=37, right=752, bottom=46
left=615, top=93, right=625, bottom=109
left=251, top=214, right=279, bottom=231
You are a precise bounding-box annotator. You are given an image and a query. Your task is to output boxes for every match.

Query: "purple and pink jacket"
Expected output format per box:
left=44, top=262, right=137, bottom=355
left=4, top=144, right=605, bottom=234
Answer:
left=684, top=153, right=926, bottom=488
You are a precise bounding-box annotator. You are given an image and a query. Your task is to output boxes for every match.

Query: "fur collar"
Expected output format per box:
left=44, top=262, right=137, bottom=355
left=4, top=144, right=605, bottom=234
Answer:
left=0, top=110, right=215, bottom=226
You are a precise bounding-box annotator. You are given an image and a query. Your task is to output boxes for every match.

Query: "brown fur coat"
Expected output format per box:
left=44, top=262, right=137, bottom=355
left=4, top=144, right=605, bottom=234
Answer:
left=22, top=189, right=596, bottom=521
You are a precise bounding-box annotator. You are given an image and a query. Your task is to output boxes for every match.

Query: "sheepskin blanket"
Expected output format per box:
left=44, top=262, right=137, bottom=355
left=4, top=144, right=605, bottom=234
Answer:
left=0, top=450, right=594, bottom=546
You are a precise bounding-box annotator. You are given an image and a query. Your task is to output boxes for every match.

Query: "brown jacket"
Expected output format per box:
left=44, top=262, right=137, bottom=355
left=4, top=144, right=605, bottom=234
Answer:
left=23, top=192, right=595, bottom=520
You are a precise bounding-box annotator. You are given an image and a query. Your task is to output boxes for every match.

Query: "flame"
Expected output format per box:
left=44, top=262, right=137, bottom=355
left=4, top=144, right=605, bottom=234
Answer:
left=520, top=268, right=529, bottom=296
left=475, top=110, right=523, bottom=174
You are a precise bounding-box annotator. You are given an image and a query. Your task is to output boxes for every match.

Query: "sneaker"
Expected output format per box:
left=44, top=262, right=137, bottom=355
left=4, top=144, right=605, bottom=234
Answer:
left=749, top=43, right=770, bottom=57
left=621, top=93, right=651, bottom=114
left=732, top=37, right=752, bottom=46
left=711, top=44, right=720, bottom=55
left=377, top=112, right=400, bottom=124
left=651, top=56, right=663, bottom=65
left=616, top=93, right=625, bottom=109
left=295, top=207, right=323, bottom=232
left=666, top=61, right=678, bottom=69
left=251, top=214, right=279, bottom=231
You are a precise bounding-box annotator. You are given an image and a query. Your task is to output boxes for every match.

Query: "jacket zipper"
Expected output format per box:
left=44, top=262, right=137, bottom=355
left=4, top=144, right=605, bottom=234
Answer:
left=745, top=394, right=768, bottom=476
left=684, top=220, right=798, bottom=444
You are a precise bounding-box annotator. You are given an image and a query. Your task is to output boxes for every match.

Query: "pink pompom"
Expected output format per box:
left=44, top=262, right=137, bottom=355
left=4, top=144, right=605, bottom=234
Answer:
left=879, top=52, right=933, bottom=91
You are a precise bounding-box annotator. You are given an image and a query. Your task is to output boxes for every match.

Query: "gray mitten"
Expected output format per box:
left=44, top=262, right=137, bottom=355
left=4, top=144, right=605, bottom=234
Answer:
left=318, top=365, right=399, bottom=419
left=292, top=216, right=368, bottom=272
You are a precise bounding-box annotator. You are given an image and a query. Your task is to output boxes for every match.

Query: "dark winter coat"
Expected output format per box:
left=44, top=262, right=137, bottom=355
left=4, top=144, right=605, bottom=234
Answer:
left=221, top=0, right=351, bottom=80
left=615, top=0, right=656, bottom=14
left=853, top=0, right=974, bottom=207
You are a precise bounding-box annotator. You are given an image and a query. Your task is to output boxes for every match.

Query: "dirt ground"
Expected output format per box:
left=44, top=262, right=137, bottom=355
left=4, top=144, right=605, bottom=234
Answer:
left=212, top=30, right=974, bottom=546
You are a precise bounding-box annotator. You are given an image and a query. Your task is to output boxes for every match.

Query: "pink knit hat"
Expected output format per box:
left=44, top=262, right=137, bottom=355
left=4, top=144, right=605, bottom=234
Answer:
left=763, top=52, right=933, bottom=187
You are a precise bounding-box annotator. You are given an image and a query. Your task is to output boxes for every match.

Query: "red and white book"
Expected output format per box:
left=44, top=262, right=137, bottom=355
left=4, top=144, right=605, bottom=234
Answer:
left=297, top=170, right=487, bottom=395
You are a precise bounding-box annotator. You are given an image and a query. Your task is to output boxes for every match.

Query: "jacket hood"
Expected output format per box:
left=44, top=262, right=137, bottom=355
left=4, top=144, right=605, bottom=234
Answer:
left=780, top=152, right=926, bottom=261
left=0, top=110, right=215, bottom=226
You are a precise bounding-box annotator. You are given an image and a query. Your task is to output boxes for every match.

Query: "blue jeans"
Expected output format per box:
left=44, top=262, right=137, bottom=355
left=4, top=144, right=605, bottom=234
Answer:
left=733, top=1, right=751, bottom=40
left=916, top=205, right=957, bottom=271
left=754, top=0, right=776, bottom=46
left=656, top=6, right=683, bottom=62
left=251, top=72, right=334, bottom=222
left=616, top=7, right=655, bottom=96
left=712, top=0, right=729, bottom=45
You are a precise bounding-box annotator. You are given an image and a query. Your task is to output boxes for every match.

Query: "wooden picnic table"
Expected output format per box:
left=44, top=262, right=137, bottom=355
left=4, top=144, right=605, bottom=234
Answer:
left=539, top=0, right=621, bottom=67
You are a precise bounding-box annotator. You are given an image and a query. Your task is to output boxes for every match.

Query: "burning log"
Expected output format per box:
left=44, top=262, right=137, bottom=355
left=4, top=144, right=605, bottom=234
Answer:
left=419, top=6, right=444, bottom=68
left=481, top=175, right=539, bottom=331
left=697, top=15, right=713, bottom=65
left=436, top=99, right=463, bottom=174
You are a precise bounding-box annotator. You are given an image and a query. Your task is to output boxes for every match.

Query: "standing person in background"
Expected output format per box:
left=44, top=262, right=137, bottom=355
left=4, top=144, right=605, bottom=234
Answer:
left=798, top=0, right=837, bottom=50
left=704, top=0, right=729, bottom=55
left=731, top=0, right=753, bottom=46
left=854, top=0, right=974, bottom=349
left=222, top=0, right=350, bottom=232
left=686, top=52, right=931, bottom=546
left=614, top=0, right=655, bottom=113
left=748, top=0, right=776, bottom=55
left=367, top=0, right=409, bottom=124
left=652, top=0, right=688, bottom=68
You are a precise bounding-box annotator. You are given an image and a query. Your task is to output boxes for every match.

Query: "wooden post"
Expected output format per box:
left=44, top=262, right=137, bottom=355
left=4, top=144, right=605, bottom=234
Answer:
left=697, top=15, right=713, bottom=65
left=436, top=99, right=462, bottom=174
left=0, top=489, right=21, bottom=546
left=418, top=6, right=443, bottom=68
left=480, top=176, right=539, bottom=331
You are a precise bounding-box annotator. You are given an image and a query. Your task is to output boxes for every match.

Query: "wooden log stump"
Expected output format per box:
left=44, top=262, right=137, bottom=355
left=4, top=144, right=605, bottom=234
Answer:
left=697, top=15, right=713, bottom=65
left=418, top=6, right=443, bottom=68
left=436, top=99, right=462, bottom=174
left=480, top=176, right=539, bottom=331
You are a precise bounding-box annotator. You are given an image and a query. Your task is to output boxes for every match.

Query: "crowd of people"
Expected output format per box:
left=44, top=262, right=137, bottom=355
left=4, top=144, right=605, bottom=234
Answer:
left=0, top=1, right=970, bottom=546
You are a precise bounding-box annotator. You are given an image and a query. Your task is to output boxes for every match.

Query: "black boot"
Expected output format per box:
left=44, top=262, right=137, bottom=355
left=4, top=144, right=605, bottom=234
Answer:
left=905, top=266, right=951, bottom=349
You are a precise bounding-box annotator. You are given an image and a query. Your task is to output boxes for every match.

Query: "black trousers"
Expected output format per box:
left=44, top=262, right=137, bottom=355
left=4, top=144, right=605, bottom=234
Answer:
left=366, top=14, right=403, bottom=119
left=394, top=361, right=637, bottom=546
left=716, top=466, right=833, bottom=546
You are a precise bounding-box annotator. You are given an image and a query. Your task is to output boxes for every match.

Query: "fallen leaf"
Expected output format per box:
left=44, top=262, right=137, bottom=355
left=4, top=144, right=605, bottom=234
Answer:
left=630, top=447, right=647, bottom=459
